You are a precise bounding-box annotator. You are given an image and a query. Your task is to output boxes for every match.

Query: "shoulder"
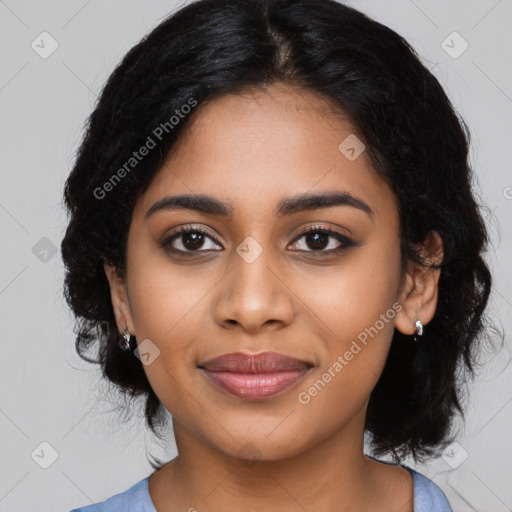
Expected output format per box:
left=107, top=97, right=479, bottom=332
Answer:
left=405, top=466, right=454, bottom=512
left=68, top=476, right=155, bottom=512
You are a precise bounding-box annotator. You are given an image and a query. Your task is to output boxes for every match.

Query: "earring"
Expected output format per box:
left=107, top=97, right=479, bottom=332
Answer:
left=413, top=319, right=423, bottom=342
left=119, top=325, right=131, bottom=351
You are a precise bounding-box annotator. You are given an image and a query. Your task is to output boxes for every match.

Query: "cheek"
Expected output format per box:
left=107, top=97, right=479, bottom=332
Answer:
left=291, top=260, right=402, bottom=437
left=295, top=233, right=402, bottom=336
left=125, top=233, right=212, bottom=340
left=124, top=254, right=209, bottom=415
left=124, top=243, right=220, bottom=403
left=294, top=234, right=402, bottom=396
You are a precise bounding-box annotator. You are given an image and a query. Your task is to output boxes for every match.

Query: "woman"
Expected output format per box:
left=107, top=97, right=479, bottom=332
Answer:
left=62, top=0, right=494, bottom=510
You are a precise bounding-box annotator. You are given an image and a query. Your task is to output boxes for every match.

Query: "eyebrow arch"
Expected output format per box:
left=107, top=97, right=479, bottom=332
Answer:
left=276, top=191, right=374, bottom=219
left=144, top=191, right=374, bottom=220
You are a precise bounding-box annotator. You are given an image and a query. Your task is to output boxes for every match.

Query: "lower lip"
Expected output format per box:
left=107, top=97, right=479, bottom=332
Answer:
left=200, top=369, right=310, bottom=400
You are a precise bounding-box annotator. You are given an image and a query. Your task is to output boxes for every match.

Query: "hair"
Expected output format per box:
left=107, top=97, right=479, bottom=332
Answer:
left=61, top=0, right=499, bottom=469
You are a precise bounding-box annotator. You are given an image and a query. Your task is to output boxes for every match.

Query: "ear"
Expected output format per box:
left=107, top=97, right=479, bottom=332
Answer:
left=394, top=231, right=444, bottom=335
left=103, top=262, right=136, bottom=336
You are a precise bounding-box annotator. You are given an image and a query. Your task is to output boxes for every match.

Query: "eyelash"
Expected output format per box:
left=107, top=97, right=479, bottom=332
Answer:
left=160, top=224, right=355, bottom=257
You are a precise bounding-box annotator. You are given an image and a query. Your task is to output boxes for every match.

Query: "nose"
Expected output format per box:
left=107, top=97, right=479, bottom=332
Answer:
left=213, top=248, right=295, bottom=334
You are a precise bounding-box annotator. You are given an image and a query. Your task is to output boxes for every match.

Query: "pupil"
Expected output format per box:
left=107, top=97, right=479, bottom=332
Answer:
left=307, top=232, right=328, bottom=250
left=180, top=232, right=330, bottom=251
left=183, top=232, right=204, bottom=250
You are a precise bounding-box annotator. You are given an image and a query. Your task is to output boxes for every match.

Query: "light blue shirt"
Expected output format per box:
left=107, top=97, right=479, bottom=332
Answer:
left=68, top=466, right=453, bottom=511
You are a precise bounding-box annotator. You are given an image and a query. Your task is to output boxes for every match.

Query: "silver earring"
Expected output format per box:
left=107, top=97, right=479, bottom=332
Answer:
left=119, top=325, right=131, bottom=351
left=413, top=320, right=423, bottom=341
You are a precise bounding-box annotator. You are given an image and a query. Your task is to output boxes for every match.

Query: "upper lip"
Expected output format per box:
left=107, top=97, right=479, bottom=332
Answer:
left=199, top=351, right=313, bottom=373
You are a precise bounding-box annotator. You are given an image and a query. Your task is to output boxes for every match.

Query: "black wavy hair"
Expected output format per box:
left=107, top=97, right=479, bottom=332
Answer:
left=61, top=0, right=499, bottom=469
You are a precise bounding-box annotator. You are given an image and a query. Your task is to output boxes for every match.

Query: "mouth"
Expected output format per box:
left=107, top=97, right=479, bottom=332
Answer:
left=198, top=351, right=314, bottom=400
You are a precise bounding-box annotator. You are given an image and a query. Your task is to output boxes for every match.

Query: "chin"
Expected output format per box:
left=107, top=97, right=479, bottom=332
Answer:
left=210, top=427, right=313, bottom=463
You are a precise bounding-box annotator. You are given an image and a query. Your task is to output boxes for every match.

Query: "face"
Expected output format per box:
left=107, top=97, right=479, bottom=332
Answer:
left=105, top=83, right=442, bottom=462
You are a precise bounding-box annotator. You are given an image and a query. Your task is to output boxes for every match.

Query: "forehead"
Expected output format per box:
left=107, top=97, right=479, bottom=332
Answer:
left=134, top=83, right=398, bottom=224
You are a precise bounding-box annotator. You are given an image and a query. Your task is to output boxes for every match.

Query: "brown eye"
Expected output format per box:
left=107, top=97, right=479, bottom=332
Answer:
left=161, top=227, right=222, bottom=253
left=302, top=231, right=331, bottom=250
left=288, top=226, right=354, bottom=254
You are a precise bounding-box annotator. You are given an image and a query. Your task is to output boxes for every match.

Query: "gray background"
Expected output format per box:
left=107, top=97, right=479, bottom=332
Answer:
left=1, top=1, right=511, bottom=510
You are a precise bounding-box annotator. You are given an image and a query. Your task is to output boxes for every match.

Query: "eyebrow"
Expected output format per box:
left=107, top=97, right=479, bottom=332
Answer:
left=144, top=191, right=374, bottom=220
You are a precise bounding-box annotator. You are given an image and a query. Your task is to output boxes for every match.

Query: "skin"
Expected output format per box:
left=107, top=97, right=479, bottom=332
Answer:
left=104, top=82, right=444, bottom=512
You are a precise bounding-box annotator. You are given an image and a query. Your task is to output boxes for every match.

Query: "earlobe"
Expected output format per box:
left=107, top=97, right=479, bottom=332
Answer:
left=394, top=231, right=444, bottom=336
left=103, top=262, right=135, bottom=334
left=394, top=271, right=419, bottom=336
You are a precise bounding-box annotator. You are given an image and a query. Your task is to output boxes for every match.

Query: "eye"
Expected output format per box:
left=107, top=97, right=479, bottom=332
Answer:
left=161, top=226, right=223, bottom=254
left=160, top=224, right=355, bottom=257
left=288, top=225, right=354, bottom=255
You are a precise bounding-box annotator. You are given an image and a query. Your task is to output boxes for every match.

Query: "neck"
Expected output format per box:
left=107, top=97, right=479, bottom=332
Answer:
left=148, top=409, right=406, bottom=512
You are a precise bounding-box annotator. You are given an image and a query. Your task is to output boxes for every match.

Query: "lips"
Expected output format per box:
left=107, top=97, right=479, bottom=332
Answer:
left=198, top=351, right=313, bottom=400
left=200, top=351, right=313, bottom=373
